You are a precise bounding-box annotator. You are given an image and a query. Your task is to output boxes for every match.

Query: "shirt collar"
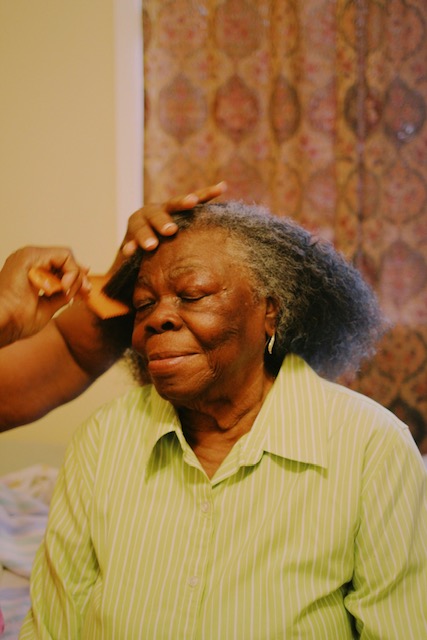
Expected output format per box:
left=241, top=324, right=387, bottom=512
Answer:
left=143, top=354, right=330, bottom=470
left=242, top=354, right=330, bottom=469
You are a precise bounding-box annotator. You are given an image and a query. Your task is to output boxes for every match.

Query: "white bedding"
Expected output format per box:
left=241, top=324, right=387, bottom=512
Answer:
left=0, top=465, right=58, bottom=640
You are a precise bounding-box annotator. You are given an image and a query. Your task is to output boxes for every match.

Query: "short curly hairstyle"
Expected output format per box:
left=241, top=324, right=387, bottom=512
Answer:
left=103, top=201, right=387, bottom=381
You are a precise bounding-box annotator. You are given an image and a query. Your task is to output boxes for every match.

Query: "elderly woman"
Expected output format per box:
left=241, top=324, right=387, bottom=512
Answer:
left=21, top=202, right=427, bottom=639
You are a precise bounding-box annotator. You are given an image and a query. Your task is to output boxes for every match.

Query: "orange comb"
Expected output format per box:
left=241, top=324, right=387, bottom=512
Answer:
left=28, top=267, right=130, bottom=319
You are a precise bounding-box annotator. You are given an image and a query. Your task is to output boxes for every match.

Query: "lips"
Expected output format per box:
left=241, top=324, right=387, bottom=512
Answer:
left=148, top=350, right=195, bottom=361
left=147, top=351, right=197, bottom=376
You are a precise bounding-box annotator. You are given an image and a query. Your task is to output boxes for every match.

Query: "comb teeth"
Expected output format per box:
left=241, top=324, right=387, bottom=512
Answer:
left=86, top=275, right=130, bottom=319
left=28, top=267, right=131, bottom=319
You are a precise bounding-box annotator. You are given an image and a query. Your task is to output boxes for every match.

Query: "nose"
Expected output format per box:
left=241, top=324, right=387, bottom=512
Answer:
left=144, top=298, right=182, bottom=335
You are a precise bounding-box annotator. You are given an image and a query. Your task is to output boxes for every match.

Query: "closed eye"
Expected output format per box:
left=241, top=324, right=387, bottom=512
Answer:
left=180, top=295, right=205, bottom=303
left=134, top=299, right=155, bottom=313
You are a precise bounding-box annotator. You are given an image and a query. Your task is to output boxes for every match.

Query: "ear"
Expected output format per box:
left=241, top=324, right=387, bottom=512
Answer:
left=264, top=297, right=279, bottom=336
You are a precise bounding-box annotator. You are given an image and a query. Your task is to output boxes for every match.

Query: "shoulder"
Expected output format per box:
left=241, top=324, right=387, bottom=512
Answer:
left=62, top=385, right=165, bottom=490
left=281, top=355, right=419, bottom=470
left=319, top=377, right=424, bottom=485
left=322, top=377, right=410, bottom=442
left=296, top=362, right=426, bottom=501
left=70, top=385, right=154, bottom=452
left=91, top=385, right=153, bottom=422
left=282, top=354, right=409, bottom=442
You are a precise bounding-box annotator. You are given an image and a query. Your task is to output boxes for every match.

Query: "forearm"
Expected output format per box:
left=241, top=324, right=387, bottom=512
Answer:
left=0, top=300, right=17, bottom=348
left=0, top=303, right=130, bottom=431
left=0, top=326, right=88, bottom=430
left=54, top=301, right=129, bottom=376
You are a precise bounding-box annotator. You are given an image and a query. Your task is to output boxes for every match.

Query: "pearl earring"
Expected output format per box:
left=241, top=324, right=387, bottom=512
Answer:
left=267, top=333, right=275, bottom=355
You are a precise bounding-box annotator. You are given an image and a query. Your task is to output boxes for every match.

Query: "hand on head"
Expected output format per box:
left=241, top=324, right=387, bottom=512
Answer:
left=110, top=182, right=227, bottom=272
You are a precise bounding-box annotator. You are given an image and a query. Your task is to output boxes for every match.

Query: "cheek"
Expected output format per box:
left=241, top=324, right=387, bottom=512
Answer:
left=190, top=310, right=238, bottom=349
left=197, top=319, right=257, bottom=365
left=131, top=321, right=145, bottom=353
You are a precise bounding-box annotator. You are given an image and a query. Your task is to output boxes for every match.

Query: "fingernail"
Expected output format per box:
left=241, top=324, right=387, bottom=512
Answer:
left=162, top=223, right=178, bottom=232
left=143, top=238, right=159, bottom=249
left=122, top=241, right=136, bottom=255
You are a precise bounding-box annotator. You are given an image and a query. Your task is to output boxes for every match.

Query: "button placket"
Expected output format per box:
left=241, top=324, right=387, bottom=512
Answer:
left=188, top=575, right=200, bottom=588
left=200, top=500, right=211, bottom=514
left=185, top=486, right=213, bottom=594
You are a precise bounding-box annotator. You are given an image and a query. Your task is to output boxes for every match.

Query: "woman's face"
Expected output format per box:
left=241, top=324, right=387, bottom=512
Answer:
left=131, top=228, right=276, bottom=406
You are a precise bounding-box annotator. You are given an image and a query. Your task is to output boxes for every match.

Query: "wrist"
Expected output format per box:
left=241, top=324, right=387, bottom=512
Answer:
left=0, top=297, right=21, bottom=347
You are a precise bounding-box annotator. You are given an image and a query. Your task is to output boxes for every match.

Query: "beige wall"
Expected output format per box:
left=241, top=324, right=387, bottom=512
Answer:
left=0, top=0, right=142, bottom=472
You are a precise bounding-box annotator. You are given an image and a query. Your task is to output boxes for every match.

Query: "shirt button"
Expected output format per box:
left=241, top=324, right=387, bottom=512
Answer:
left=201, top=501, right=210, bottom=514
left=188, top=576, right=199, bottom=588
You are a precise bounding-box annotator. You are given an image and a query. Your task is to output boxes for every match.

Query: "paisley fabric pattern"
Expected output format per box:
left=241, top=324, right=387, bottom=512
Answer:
left=142, top=0, right=427, bottom=452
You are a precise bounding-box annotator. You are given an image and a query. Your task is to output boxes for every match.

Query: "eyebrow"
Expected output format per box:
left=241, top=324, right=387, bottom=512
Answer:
left=135, top=263, right=210, bottom=287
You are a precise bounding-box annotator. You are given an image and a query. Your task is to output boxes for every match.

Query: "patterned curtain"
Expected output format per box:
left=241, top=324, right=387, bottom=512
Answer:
left=143, top=0, right=427, bottom=453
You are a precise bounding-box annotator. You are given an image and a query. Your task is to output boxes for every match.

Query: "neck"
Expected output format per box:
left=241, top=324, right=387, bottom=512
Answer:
left=177, top=375, right=274, bottom=478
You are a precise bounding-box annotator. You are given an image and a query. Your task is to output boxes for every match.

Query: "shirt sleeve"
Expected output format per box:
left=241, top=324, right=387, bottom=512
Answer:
left=19, top=419, right=100, bottom=639
left=344, top=427, right=427, bottom=638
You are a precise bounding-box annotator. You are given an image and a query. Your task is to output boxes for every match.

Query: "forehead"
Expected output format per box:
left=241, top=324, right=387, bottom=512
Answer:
left=137, top=227, right=247, bottom=280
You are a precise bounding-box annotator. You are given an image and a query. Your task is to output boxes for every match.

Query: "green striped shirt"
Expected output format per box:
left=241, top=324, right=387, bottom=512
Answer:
left=20, top=355, right=427, bottom=639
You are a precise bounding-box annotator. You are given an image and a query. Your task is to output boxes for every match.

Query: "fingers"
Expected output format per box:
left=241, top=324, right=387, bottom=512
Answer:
left=182, top=181, right=228, bottom=205
left=163, top=193, right=201, bottom=213
left=28, top=267, right=63, bottom=295
left=164, top=181, right=227, bottom=211
left=0, top=245, right=90, bottom=345
left=36, top=290, right=71, bottom=318
left=26, top=248, right=91, bottom=299
left=122, top=181, right=228, bottom=256
left=52, top=252, right=91, bottom=299
left=121, top=205, right=178, bottom=256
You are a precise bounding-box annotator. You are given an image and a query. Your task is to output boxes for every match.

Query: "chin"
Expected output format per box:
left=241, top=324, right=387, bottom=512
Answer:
left=151, top=377, right=208, bottom=407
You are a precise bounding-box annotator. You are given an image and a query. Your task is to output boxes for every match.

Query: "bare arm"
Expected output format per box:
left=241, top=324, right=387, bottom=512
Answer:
left=0, top=307, right=95, bottom=429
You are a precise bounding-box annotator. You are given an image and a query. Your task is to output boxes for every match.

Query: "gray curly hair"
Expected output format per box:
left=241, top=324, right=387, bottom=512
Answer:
left=104, top=200, right=386, bottom=381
